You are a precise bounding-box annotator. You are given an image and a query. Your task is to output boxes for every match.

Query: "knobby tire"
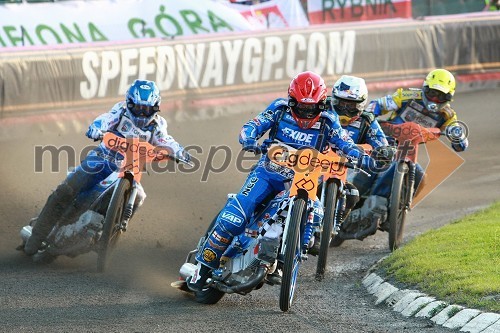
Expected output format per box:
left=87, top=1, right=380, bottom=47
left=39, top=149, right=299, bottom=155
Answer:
left=97, top=178, right=130, bottom=272
left=388, top=162, right=409, bottom=251
left=316, top=180, right=338, bottom=281
left=280, top=197, right=306, bottom=312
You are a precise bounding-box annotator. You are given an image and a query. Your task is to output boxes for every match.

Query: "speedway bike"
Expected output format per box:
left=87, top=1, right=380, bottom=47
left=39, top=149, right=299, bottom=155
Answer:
left=20, top=132, right=189, bottom=272
left=314, top=144, right=371, bottom=281
left=174, top=142, right=352, bottom=312
left=379, top=121, right=444, bottom=251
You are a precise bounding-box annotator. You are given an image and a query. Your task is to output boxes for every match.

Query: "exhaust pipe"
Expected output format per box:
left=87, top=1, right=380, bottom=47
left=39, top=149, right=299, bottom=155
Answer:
left=213, top=266, right=268, bottom=294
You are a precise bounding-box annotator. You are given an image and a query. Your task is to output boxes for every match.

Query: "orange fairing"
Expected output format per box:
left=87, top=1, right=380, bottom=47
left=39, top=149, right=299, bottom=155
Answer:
left=380, top=122, right=441, bottom=163
left=267, top=144, right=348, bottom=200
left=102, top=132, right=171, bottom=182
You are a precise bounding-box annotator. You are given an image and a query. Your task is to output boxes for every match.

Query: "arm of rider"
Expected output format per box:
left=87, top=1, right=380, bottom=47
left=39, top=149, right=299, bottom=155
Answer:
left=175, top=148, right=192, bottom=163
left=86, top=124, right=103, bottom=140
left=85, top=104, right=123, bottom=140
left=238, top=100, right=285, bottom=154
left=153, top=116, right=192, bottom=163
left=367, top=89, right=404, bottom=117
left=240, top=138, right=261, bottom=154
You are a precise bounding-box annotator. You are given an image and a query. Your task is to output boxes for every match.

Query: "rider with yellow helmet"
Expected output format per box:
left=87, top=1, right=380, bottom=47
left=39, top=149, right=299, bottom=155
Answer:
left=333, top=69, right=469, bottom=247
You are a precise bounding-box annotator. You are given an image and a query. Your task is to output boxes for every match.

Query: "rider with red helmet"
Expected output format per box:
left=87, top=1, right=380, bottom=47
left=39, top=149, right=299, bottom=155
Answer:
left=187, top=71, right=376, bottom=291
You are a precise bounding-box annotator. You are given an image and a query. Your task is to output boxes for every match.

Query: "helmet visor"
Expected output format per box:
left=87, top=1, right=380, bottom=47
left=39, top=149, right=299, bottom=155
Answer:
left=293, top=102, right=323, bottom=119
left=424, top=87, right=451, bottom=104
left=128, top=103, right=159, bottom=117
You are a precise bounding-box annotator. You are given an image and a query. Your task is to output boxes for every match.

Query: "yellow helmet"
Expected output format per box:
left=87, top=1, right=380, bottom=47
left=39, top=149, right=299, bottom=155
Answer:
left=422, top=69, right=455, bottom=112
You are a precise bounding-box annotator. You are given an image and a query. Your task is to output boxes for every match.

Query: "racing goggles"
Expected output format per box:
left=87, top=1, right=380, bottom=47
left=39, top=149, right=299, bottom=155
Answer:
left=127, top=102, right=160, bottom=117
left=289, top=99, right=326, bottom=119
left=332, top=98, right=362, bottom=118
left=423, top=86, right=452, bottom=104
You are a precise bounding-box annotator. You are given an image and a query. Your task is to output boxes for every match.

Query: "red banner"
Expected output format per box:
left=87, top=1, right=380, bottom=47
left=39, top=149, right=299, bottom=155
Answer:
left=307, top=0, right=412, bottom=24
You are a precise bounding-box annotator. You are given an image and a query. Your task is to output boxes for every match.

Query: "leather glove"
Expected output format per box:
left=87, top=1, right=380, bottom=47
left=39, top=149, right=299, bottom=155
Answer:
left=242, top=139, right=261, bottom=154
left=371, top=146, right=396, bottom=168
left=175, top=149, right=191, bottom=163
left=357, top=154, right=377, bottom=172
left=86, top=125, right=103, bottom=140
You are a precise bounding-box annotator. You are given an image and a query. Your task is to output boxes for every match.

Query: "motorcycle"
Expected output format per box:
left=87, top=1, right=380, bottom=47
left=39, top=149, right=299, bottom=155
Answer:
left=379, top=121, right=444, bottom=251
left=173, top=142, right=357, bottom=312
left=314, top=144, right=371, bottom=281
left=331, top=121, right=447, bottom=251
left=19, top=132, right=190, bottom=272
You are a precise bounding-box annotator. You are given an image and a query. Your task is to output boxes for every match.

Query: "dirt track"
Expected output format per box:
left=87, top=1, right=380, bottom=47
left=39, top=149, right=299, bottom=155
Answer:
left=0, top=89, right=498, bottom=332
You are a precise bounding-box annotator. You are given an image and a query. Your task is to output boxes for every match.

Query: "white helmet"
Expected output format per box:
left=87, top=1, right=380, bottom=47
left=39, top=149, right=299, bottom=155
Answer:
left=331, top=75, right=368, bottom=126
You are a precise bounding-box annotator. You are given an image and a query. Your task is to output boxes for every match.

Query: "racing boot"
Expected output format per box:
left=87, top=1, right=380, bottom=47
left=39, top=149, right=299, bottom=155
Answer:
left=186, top=262, right=212, bottom=292
left=24, top=182, right=76, bottom=255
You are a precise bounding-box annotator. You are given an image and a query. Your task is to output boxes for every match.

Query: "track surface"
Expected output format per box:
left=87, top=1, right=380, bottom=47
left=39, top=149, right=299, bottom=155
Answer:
left=0, top=90, right=498, bottom=332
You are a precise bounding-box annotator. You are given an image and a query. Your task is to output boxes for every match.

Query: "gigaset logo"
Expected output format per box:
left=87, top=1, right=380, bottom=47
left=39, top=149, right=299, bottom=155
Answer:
left=105, top=136, right=169, bottom=161
left=268, top=146, right=345, bottom=174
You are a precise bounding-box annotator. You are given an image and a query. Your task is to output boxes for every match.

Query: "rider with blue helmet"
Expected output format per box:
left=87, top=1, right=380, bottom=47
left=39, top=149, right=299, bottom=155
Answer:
left=24, top=80, right=190, bottom=257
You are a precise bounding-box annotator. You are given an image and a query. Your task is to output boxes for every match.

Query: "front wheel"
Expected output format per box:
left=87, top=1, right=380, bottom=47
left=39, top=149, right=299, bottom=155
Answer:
left=316, top=180, right=338, bottom=281
left=280, top=197, right=306, bottom=312
left=194, top=279, right=225, bottom=304
left=388, top=163, right=409, bottom=251
left=97, top=178, right=130, bottom=272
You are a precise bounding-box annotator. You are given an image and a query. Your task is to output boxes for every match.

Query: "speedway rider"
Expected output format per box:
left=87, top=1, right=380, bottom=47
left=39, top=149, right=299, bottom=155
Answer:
left=23, top=79, right=190, bottom=258
left=327, top=75, right=394, bottom=245
left=187, top=71, right=377, bottom=292
left=347, top=69, right=469, bottom=230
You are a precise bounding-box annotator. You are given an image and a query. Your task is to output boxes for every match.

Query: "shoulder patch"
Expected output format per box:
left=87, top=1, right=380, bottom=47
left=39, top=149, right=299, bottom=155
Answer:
left=399, top=89, right=421, bottom=101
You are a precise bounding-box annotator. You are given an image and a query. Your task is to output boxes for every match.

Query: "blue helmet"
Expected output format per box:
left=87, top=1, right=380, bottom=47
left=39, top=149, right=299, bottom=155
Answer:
left=125, top=80, right=161, bottom=128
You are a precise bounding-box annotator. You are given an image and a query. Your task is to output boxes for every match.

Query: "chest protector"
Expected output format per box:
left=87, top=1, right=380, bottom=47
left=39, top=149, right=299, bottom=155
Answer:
left=114, top=114, right=154, bottom=142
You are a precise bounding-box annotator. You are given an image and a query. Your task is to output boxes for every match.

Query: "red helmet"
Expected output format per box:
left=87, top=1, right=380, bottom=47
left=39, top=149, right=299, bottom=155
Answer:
left=288, top=71, right=328, bottom=129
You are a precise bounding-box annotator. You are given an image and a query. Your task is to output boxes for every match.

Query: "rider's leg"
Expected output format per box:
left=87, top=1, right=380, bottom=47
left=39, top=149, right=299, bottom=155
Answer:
left=338, top=165, right=393, bottom=239
left=188, top=169, right=280, bottom=291
left=24, top=151, right=113, bottom=255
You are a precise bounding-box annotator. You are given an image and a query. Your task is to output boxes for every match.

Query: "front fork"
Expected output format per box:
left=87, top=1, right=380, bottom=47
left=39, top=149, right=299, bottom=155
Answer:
left=403, top=162, right=416, bottom=210
left=120, top=181, right=138, bottom=231
left=332, top=181, right=346, bottom=236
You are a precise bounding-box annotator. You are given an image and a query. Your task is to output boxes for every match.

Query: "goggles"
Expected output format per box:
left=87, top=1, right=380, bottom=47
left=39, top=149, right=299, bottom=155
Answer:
left=289, top=98, right=326, bottom=119
left=127, top=102, right=160, bottom=117
left=424, top=86, right=452, bottom=104
left=333, top=98, right=362, bottom=118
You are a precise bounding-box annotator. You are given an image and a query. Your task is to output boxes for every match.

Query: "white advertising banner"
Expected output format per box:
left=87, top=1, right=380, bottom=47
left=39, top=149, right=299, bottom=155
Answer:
left=0, top=0, right=256, bottom=48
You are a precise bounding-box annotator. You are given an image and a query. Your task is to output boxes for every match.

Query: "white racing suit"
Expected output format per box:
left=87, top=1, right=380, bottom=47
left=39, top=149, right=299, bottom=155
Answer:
left=23, top=102, right=186, bottom=257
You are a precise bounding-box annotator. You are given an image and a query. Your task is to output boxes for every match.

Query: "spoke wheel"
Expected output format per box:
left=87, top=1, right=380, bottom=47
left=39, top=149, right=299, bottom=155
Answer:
left=280, top=197, right=306, bottom=312
left=316, top=180, right=338, bottom=281
left=388, top=163, right=409, bottom=251
left=97, top=178, right=130, bottom=272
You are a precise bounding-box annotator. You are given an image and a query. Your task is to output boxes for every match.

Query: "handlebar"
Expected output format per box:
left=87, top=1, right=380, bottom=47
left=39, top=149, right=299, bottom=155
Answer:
left=98, top=131, right=193, bottom=166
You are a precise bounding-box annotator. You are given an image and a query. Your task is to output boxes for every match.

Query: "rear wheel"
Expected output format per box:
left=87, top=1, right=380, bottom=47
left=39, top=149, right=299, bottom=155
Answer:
left=97, top=178, right=130, bottom=272
left=316, top=180, right=338, bottom=281
left=388, top=163, right=409, bottom=251
left=280, top=197, right=306, bottom=312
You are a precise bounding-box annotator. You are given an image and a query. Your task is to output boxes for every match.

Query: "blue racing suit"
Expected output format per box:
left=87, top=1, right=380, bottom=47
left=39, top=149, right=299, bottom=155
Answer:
left=340, top=110, right=390, bottom=196
left=367, top=88, right=468, bottom=198
left=196, top=98, right=371, bottom=269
